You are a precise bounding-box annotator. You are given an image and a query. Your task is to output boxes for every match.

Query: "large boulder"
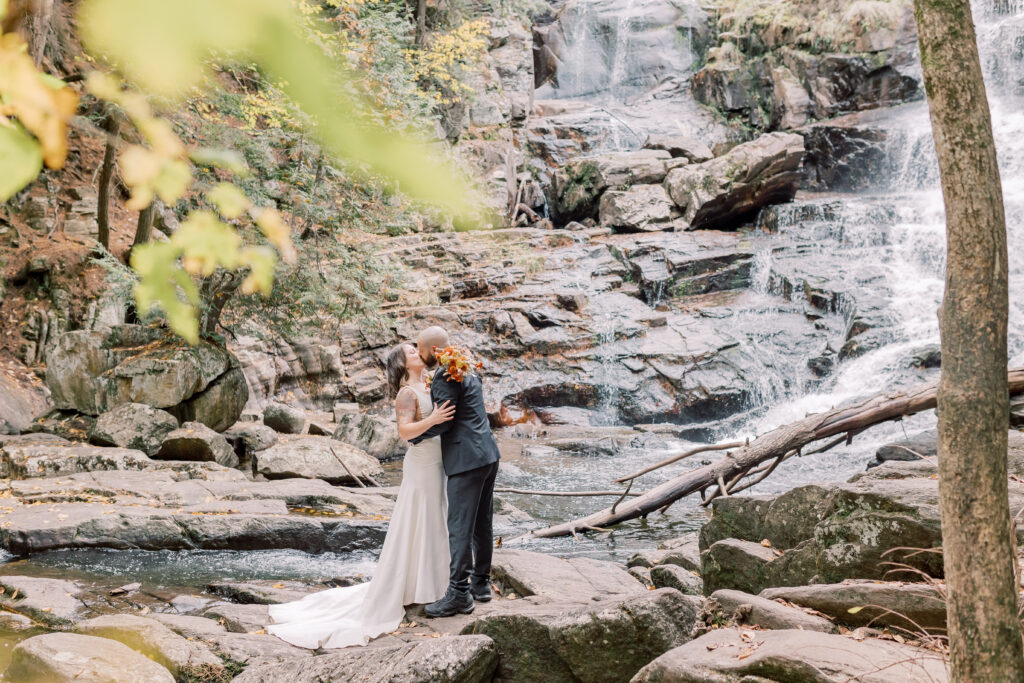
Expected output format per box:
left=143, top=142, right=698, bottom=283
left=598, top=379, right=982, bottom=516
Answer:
left=701, top=538, right=778, bottom=595
left=633, top=628, right=948, bottom=682
left=331, top=411, right=404, bottom=460
left=0, top=575, right=86, bottom=626
left=490, top=549, right=645, bottom=601
left=551, top=150, right=673, bottom=222
left=650, top=564, right=703, bottom=596
left=462, top=589, right=701, bottom=683
left=44, top=325, right=246, bottom=429
left=0, top=441, right=152, bottom=480
left=709, top=589, right=836, bottom=633
left=87, top=403, right=179, bottom=456
left=599, top=184, right=676, bottom=232
left=664, top=132, right=804, bottom=230
left=263, top=402, right=306, bottom=434
left=7, top=632, right=176, bottom=683
left=233, top=635, right=498, bottom=682
left=761, top=581, right=947, bottom=633
left=74, top=614, right=223, bottom=678
left=255, top=436, right=383, bottom=485
left=155, top=422, right=239, bottom=468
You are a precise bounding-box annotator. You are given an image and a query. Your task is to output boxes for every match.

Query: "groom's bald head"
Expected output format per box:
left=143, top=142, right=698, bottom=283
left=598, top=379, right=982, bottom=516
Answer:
left=418, top=326, right=449, bottom=366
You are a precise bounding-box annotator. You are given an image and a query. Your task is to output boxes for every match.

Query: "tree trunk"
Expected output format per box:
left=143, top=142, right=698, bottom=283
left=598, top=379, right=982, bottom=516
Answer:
left=199, top=269, right=244, bottom=337
left=414, top=0, right=426, bottom=46
left=132, top=202, right=155, bottom=247
left=96, top=110, right=120, bottom=251
left=913, top=0, right=1024, bottom=679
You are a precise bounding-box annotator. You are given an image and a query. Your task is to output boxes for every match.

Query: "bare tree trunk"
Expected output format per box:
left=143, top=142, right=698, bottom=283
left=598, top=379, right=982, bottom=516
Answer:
left=913, top=0, right=1024, bottom=679
left=96, top=110, right=120, bottom=251
left=414, top=0, right=426, bottom=46
left=199, top=269, right=244, bottom=337
left=133, top=202, right=155, bottom=247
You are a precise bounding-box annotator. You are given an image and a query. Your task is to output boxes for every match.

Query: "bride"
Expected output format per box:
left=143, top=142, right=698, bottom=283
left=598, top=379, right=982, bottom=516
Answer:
left=267, top=342, right=455, bottom=649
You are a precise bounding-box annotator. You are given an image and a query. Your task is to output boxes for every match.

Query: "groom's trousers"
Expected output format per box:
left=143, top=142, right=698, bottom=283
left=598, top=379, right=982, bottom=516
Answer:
left=446, top=461, right=499, bottom=591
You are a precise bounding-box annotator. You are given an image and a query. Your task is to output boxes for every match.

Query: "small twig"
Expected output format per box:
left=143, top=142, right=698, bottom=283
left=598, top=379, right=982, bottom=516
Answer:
left=611, top=479, right=633, bottom=515
left=614, top=441, right=744, bottom=484
left=329, top=446, right=366, bottom=488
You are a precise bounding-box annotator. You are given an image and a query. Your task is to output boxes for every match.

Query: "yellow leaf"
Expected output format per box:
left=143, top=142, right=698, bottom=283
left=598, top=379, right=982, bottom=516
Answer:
left=847, top=606, right=864, bottom=614
left=0, top=121, right=43, bottom=202
left=208, top=182, right=251, bottom=219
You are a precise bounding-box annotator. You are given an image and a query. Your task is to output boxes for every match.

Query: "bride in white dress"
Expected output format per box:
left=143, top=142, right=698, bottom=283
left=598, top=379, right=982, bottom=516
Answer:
left=267, top=342, right=455, bottom=649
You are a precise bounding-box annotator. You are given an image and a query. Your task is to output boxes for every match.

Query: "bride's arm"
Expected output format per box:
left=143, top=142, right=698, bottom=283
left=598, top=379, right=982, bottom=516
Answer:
left=395, top=389, right=455, bottom=441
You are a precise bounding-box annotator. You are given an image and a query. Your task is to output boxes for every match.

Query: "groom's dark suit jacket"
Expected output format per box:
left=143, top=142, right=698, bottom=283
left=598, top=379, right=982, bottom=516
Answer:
left=409, top=368, right=500, bottom=476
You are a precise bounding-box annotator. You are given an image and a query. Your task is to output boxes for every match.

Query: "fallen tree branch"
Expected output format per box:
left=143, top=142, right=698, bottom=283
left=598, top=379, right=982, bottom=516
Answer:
left=514, top=367, right=1024, bottom=540
left=494, top=487, right=641, bottom=498
left=614, top=441, right=744, bottom=484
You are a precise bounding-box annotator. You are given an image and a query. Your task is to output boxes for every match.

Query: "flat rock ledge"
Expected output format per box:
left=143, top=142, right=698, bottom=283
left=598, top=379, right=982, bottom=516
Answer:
left=7, top=632, right=176, bottom=683
left=633, top=628, right=949, bottom=682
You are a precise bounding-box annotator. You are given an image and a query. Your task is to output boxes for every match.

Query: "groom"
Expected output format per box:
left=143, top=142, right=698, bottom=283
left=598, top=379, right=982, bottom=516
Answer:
left=409, top=326, right=501, bottom=617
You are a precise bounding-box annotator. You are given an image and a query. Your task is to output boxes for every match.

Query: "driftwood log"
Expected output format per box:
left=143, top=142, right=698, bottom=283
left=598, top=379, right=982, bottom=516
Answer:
left=516, top=367, right=1024, bottom=540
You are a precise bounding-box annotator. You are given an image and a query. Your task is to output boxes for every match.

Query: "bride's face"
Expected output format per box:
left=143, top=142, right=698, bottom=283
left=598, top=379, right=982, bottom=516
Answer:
left=403, top=343, right=425, bottom=377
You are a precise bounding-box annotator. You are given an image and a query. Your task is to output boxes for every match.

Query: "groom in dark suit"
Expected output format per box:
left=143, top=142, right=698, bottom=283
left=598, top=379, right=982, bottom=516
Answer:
left=410, top=326, right=501, bottom=617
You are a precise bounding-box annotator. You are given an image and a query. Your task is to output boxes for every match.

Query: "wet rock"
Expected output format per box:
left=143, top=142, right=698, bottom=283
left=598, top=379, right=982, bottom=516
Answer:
left=0, top=441, right=152, bottom=480
left=462, top=589, right=701, bottom=683
left=233, top=635, right=498, bottom=683
left=643, top=134, right=713, bottom=162
left=491, top=549, right=645, bottom=601
left=633, top=627, right=948, bottom=682
left=650, top=564, right=703, bottom=595
left=208, top=581, right=317, bottom=605
left=0, top=611, right=34, bottom=630
left=263, top=402, right=306, bottom=434
left=871, top=429, right=937, bottom=466
left=701, top=539, right=778, bottom=595
left=8, top=632, right=175, bottom=683
left=255, top=436, right=383, bottom=485
left=203, top=603, right=270, bottom=633
left=45, top=326, right=244, bottom=428
left=709, top=589, right=836, bottom=633
left=87, top=403, right=179, bottom=456
left=629, top=566, right=654, bottom=588
left=0, top=575, right=85, bottom=626
left=74, top=614, right=224, bottom=677
left=155, top=422, right=239, bottom=468
left=762, top=581, right=946, bottom=633
left=599, top=184, right=676, bottom=232
left=801, top=116, right=893, bottom=192
left=331, top=411, right=404, bottom=460
left=664, top=132, right=804, bottom=230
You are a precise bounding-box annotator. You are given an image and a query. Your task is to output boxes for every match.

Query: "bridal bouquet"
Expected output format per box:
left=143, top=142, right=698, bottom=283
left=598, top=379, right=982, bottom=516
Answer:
left=427, top=345, right=483, bottom=386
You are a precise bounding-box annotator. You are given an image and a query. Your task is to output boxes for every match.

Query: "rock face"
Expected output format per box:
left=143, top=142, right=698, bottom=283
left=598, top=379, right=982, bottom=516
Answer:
left=263, top=402, right=307, bottom=434
left=599, top=184, right=677, bottom=232
left=462, top=589, right=701, bottom=683
left=691, top=0, right=922, bottom=131
left=664, top=132, right=805, bottom=230
left=45, top=325, right=247, bottom=429
left=155, top=422, right=239, bottom=468
left=233, top=635, right=499, bottom=683
left=87, top=403, right=179, bottom=456
left=0, top=440, right=153, bottom=479
left=7, top=632, right=176, bottom=683
left=255, top=436, right=383, bottom=484
left=551, top=150, right=673, bottom=222
left=633, top=628, right=948, bottom=682
left=331, top=411, right=404, bottom=460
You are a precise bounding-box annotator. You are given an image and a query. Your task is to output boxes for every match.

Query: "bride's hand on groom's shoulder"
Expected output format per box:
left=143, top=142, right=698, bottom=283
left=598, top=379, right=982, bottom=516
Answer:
left=428, top=400, right=456, bottom=426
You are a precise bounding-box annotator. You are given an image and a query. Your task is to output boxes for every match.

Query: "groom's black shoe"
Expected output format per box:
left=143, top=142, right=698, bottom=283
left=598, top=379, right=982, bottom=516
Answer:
left=470, top=578, right=492, bottom=602
left=424, top=587, right=474, bottom=618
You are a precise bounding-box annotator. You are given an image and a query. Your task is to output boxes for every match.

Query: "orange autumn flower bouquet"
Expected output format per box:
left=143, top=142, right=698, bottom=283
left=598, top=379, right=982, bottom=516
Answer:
left=427, top=345, right=483, bottom=386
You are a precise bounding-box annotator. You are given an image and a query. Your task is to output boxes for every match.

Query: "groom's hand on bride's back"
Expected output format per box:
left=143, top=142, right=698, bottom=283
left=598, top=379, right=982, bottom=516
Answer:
left=429, top=401, right=456, bottom=426
left=409, top=374, right=460, bottom=443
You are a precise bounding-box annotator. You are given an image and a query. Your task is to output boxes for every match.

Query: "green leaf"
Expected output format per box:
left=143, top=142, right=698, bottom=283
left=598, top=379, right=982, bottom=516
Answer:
left=208, top=182, right=250, bottom=220
left=0, top=123, right=43, bottom=202
left=130, top=241, right=199, bottom=344
left=190, top=147, right=249, bottom=175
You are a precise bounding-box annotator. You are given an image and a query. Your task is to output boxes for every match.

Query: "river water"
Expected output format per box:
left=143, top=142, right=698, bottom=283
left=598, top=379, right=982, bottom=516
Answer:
left=4, top=0, right=1024, bottom=596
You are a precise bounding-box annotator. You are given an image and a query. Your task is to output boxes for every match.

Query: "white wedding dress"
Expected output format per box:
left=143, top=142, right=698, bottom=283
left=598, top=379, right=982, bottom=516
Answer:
left=267, top=386, right=449, bottom=649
